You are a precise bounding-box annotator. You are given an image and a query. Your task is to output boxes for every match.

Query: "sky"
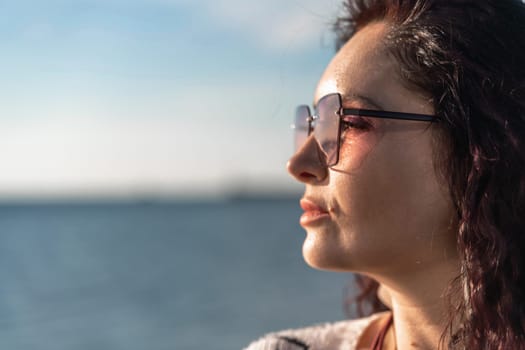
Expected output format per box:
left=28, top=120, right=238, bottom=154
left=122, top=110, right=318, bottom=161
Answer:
left=0, top=0, right=339, bottom=199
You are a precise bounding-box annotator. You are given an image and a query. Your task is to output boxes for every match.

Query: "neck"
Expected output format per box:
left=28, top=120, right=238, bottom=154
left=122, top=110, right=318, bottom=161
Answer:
left=372, top=259, right=460, bottom=350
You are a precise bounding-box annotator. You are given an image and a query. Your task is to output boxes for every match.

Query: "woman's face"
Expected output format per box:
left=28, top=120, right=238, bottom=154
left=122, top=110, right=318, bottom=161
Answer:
left=287, top=22, right=457, bottom=276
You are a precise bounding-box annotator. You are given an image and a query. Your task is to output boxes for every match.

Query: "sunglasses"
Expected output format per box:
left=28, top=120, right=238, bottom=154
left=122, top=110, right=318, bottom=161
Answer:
left=293, top=93, right=437, bottom=167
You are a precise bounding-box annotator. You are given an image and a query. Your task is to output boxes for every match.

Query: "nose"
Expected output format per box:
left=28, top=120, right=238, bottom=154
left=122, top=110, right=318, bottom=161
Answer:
left=287, top=135, right=328, bottom=184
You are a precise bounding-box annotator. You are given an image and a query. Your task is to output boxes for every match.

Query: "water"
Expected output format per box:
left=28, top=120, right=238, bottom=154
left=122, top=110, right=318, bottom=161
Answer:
left=0, top=198, right=354, bottom=350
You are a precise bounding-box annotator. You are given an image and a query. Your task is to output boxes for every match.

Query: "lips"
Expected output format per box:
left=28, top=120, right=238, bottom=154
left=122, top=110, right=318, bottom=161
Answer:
left=299, top=198, right=331, bottom=226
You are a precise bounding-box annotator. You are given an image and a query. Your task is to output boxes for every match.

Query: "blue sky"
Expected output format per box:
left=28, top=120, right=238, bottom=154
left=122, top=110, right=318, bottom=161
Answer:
left=0, top=0, right=338, bottom=199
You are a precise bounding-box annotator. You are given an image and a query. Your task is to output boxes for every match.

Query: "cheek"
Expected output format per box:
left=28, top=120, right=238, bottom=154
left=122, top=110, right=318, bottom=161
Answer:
left=334, top=129, right=383, bottom=172
left=327, top=132, right=455, bottom=271
left=337, top=130, right=441, bottom=216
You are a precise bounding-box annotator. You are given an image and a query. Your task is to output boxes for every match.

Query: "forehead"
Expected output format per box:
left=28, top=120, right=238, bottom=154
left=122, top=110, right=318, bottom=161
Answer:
left=314, top=22, right=433, bottom=115
left=314, top=22, right=397, bottom=108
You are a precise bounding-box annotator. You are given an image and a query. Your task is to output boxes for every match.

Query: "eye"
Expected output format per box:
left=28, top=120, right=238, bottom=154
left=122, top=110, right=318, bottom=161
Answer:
left=341, top=116, right=372, bottom=132
left=339, top=116, right=373, bottom=145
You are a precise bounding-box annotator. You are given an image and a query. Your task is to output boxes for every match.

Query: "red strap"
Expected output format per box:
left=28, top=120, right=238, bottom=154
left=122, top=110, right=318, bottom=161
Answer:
left=370, top=313, right=394, bottom=350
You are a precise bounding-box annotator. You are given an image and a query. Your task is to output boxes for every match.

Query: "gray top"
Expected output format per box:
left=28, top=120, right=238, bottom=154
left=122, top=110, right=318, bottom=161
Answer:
left=243, top=313, right=383, bottom=350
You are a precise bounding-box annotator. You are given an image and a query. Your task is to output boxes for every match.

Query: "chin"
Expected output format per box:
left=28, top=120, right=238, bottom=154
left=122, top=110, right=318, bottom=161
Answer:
left=302, top=233, right=353, bottom=271
left=301, top=230, right=384, bottom=273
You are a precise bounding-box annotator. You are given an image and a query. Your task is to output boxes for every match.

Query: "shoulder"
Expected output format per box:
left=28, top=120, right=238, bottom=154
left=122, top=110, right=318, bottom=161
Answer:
left=243, top=313, right=384, bottom=350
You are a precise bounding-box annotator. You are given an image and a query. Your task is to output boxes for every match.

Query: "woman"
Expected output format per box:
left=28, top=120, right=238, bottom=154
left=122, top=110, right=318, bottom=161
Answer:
left=246, top=0, right=525, bottom=349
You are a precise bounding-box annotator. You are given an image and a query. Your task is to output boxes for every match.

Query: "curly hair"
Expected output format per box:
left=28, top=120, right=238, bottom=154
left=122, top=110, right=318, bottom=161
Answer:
left=335, top=0, right=525, bottom=348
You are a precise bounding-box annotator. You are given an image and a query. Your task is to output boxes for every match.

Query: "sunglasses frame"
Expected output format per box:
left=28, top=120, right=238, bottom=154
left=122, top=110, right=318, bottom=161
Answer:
left=294, top=93, right=438, bottom=167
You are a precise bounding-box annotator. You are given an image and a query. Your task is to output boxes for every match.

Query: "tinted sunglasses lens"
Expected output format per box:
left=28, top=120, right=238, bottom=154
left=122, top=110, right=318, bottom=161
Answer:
left=294, top=105, right=311, bottom=152
left=314, top=94, right=341, bottom=166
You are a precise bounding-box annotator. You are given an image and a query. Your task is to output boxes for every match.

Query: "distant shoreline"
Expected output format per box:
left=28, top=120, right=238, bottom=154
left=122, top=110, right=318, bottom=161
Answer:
left=0, top=191, right=302, bottom=206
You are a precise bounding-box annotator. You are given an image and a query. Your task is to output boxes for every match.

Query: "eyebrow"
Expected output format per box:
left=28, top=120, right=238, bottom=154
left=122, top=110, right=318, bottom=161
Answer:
left=313, top=93, right=385, bottom=110
left=341, top=93, right=385, bottom=110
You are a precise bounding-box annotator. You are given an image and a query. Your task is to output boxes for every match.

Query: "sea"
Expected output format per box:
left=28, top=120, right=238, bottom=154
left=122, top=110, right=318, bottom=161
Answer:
left=0, top=197, right=356, bottom=350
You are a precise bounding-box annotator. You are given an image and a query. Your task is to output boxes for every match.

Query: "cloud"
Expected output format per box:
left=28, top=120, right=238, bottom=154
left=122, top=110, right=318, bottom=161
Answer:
left=5, top=0, right=341, bottom=52
left=188, top=0, right=341, bottom=52
left=0, top=0, right=332, bottom=197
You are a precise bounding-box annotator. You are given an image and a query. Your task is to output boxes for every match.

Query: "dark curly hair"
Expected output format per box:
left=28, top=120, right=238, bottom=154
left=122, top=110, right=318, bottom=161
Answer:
left=335, top=0, right=525, bottom=348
